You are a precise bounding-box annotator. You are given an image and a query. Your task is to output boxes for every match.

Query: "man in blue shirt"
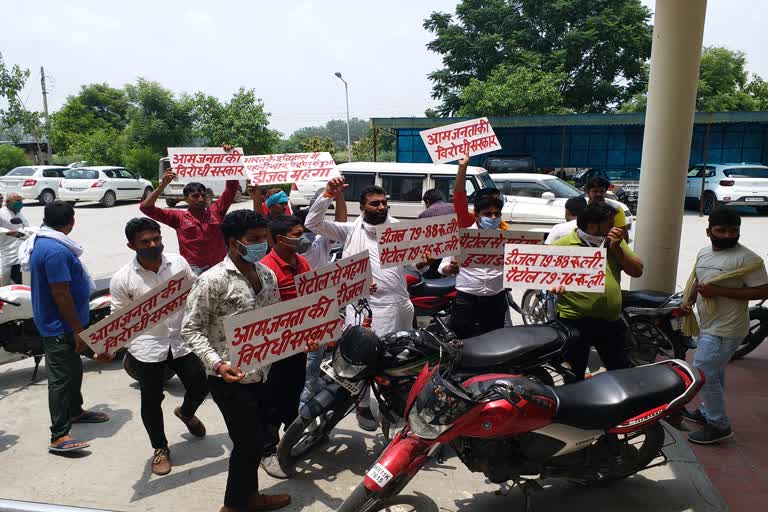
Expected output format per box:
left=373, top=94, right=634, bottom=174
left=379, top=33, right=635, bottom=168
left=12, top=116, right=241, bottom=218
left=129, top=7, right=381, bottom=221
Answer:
left=30, top=201, right=110, bottom=453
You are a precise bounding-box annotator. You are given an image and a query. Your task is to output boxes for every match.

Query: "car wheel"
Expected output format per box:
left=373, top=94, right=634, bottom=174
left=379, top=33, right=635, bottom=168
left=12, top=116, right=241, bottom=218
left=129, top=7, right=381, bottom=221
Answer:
left=141, top=187, right=153, bottom=201
left=38, top=189, right=56, bottom=205
left=165, top=199, right=179, bottom=208
left=702, top=192, right=718, bottom=215
left=100, top=190, right=117, bottom=208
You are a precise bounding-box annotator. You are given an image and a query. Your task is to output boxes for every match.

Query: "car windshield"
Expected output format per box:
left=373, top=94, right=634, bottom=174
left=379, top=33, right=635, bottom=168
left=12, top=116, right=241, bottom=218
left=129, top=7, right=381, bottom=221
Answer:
left=5, top=167, right=36, bottom=177
left=64, top=169, right=100, bottom=180
left=544, top=178, right=584, bottom=198
left=605, top=169, right=641, bottom=181
left=476, top=172, right=497, bottom=190
left=724, top=167, right=768, bottom=179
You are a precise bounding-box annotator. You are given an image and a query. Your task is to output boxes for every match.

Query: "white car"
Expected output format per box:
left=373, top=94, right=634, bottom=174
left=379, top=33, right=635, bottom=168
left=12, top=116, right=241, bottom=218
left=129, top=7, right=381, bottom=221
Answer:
left=289, top=176, right=331, bottom=210
left=686, top=163, right=768, bottom=214
left=58, top=166, right=154, bottom=207
left=0, top=165, right=70, bottom=205
left=490, top=173, right=634, bottom=232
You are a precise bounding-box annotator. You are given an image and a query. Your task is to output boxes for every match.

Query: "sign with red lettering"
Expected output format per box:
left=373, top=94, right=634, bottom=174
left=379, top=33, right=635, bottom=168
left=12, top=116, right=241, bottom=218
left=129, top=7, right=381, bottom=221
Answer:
left=167, top=147, right=247, bottom=181
left=376, top=214, right=460, bottom=269
left=503, top=244, right=607, bottom=292
left=224, top=288, right=343, bottom=371
left=295, top=250, right=372, bottom=307
left=459, top=229, right=546, bottom=269
left=81, top=271, right=193, bottom=355
left=243, top=152, right=339, bottom=186
left=419, top=117, right=501, bottom=164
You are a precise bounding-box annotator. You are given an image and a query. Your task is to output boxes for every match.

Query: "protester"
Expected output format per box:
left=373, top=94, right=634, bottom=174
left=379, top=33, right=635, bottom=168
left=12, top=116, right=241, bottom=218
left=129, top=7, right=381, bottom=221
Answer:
left=439, top=194, right=507, bottom=339
left=258, top=215, right=312, bottom=478
left=545, top=196, right=587, bottom=245
left=584, top=176, right=628, bottom=237
left=29, top=201, right=110, bottom=454
left=454, top=155, right=507, bottom=229
left=680, top=208, right=768, bottom=444
left=305, top=178, right=430, bottom=431
left=294, top=205, right=347, bottom=270
left=140, top=146, right=240, bottom=275
left=110, top=218, right=208, bottom=475
left=0, top=191, right=30, bottom=285
left=418, top=189, right=455, bottom=219
left=182, top=209, right=302, bottom=511
left=251, top=187, right=293, bottom=218
left=549, top=202, right=643, bottom=379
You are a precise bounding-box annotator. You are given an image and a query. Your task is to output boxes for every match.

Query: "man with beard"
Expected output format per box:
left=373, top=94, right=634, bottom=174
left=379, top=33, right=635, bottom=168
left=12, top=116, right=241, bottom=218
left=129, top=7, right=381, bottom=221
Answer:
left=305, top=177, right=429, bottom=430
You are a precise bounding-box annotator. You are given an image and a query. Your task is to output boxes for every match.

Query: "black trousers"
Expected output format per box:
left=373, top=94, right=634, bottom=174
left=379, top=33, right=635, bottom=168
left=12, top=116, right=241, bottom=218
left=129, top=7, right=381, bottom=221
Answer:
left=10, top=264, right=21, bottom=284
left=262, top=353, right=307, bottom=455
left=130, top=351, right=209, bottom=449
left=209, top=377, right=269, bottom=509
left=450, top=290, right=508, bottom=340
left=41, top=333, right=84, bottom=442
left=558, top=316, right=630, bottom=380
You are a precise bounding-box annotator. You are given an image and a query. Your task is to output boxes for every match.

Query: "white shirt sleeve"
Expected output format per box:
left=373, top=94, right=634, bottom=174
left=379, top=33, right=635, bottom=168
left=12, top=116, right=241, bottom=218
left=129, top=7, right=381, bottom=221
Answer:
left=438, top=256, right=456, bottom=275
left=305, top=195, right=353, bottom=242
left=109, top=269, right=131, bottom=311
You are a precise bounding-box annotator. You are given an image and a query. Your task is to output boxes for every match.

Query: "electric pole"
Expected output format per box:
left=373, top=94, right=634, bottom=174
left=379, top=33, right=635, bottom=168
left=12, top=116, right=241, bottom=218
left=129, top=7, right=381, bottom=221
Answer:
left=41, top=66, right=52, bottom=162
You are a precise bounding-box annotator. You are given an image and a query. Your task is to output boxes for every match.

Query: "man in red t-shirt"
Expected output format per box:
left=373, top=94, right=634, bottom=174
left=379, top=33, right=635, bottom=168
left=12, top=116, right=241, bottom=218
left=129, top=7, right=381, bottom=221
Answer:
left=454, top=155, right=508, bottom=229
left=257, top=214, right=312, bottom=478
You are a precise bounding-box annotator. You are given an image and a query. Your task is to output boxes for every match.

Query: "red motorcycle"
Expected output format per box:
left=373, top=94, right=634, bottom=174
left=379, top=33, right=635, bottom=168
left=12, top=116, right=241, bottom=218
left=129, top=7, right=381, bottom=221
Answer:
left=406, top=271, right=456, bottom=328
left=339, top=358, right=702, bottom=512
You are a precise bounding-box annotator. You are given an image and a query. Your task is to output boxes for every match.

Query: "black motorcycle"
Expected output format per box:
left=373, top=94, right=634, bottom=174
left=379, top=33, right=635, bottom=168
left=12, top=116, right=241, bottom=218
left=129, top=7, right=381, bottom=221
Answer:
left=732, top=299, right=768, bottom=361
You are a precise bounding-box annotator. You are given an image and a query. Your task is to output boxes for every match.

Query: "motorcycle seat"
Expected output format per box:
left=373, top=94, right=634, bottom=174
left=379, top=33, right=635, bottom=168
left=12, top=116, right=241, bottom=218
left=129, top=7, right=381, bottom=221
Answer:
left=409, top=275, right=456, bottom=298
left=459, top=326, right=565, bottom=369
left=621, top=290, right=670, bottom=309
left=90, top=278, right=112, bottom=300
left=552, top=365, right=686, bottom=430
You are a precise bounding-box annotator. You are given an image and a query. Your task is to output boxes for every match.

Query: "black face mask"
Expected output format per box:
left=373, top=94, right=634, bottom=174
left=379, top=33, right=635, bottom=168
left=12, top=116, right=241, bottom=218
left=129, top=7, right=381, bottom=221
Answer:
left=137, top=244, right=164, bottom=261
left=711, top=235, right=739, bottom=250
left=364, top=209, right=389, bottom=225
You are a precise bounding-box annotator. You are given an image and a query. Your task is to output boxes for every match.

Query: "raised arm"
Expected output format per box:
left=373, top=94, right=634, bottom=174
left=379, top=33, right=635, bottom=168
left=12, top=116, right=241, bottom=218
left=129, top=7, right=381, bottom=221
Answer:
left=333, top=187, right=348, bottom=222
left=140, top=170, right=182, bottom=228
left=305, top=177, right=353, bottom=242
left=453, top=155, right=476, bottom=229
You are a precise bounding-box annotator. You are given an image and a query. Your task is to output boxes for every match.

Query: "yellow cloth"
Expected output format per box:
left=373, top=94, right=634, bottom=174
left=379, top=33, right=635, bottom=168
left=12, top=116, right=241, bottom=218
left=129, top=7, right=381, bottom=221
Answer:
left=681, top=258, right=765, bottom=337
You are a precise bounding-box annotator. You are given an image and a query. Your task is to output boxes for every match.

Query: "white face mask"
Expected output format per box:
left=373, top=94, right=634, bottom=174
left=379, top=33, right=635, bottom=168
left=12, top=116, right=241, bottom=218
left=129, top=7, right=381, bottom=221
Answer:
left=576, top=228, right=606, bottom=247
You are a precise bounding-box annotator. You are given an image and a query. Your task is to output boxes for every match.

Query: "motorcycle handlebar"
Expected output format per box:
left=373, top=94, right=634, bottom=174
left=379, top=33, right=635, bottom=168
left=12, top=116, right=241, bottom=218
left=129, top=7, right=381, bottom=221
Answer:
left=0, top=297, right=21, bottom=307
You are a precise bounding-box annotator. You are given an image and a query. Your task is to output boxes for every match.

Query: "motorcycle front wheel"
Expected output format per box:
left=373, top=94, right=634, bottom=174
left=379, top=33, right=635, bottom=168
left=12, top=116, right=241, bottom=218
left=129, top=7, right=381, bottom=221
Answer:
left=521, top=289, right=548, bottom=325
left=731, top=309, right=768, bottom=361
left=337, top=474, right=415, bottom=512
left=626, top=320, right=678, bottom=366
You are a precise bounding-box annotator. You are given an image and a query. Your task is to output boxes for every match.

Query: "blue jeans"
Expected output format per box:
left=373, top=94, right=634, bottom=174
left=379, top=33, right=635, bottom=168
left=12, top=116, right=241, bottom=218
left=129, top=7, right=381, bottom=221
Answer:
left=300, top=347, right=326, bottom=408
left=693, top=333, right=742, bottom=429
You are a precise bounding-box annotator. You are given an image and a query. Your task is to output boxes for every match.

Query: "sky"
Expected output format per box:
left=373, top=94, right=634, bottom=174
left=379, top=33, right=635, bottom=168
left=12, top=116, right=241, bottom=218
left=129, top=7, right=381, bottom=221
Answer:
left=1, top=0, right=767, bottom=136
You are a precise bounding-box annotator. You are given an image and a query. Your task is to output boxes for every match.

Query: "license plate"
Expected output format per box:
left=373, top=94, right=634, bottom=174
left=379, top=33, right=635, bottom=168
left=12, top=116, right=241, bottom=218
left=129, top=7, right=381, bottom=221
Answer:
left=745, top=197, right=764, bottom=202
left=67, top=188, right=86, bottom=192
left=366, top=463, right=394, bottom=487
left=320, top=359, right=364, bottom=395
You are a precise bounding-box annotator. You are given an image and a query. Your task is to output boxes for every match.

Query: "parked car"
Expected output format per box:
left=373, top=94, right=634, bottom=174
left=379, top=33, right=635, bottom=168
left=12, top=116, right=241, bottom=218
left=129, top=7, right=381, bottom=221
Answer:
left=491, top=173, right=634, bottom=233
left=58, top=166, right=154, bottom=207
left=0, top=165, right=70, bottom=205
left=483, top=154, right=536, bottom=174
left=157, top=157, right=246, bottom=207
left=572, top=167, right=641, bottom=214
left=289, top=176, right=334, bottom=210
left=685, top=163, right=768, bottom=214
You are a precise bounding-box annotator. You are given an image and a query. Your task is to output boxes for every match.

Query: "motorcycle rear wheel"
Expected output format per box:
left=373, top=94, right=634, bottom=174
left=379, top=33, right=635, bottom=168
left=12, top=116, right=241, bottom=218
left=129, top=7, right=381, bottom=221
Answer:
left=586, top=421, right=665, bottom=483
left=626, top=320, right=678, bottom=366
left=731, top=310, right=768, bottom=361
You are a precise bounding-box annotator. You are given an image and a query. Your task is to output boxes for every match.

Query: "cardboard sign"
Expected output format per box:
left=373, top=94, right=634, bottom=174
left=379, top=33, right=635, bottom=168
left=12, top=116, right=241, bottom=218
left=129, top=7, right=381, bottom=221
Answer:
left=503, top=244, right=607, bottom=292
left=168, top=147, right=247, bottom=181
left=295, top=250, right=372, bottom=307
left=376, top=214, right=460, bottom=269
left=81, top=272, right=193, bottom=355
left=224, top=288, right=342, bottom=371
left=243, top=152, right=339, bottom=186
left=419, top=117, right=500, bottom=164
left=458, top=229, right=546, bottom=269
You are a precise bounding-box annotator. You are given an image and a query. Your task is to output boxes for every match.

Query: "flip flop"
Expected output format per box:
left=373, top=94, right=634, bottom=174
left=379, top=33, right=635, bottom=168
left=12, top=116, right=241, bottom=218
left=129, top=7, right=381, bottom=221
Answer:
left=49, top=439, right=90, bottom=453
left=71, top=411, right=109, bottom=424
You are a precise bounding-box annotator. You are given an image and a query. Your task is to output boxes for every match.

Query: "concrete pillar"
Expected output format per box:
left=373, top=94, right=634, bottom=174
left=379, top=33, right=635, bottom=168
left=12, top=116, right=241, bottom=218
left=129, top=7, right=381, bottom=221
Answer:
left=631, top=0, right=707, bottom=292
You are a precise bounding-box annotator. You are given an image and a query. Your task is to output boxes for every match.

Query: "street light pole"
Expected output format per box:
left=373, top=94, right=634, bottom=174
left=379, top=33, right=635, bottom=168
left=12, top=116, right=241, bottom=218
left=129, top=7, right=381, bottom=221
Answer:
left=334, top=72, right=352, bottom=162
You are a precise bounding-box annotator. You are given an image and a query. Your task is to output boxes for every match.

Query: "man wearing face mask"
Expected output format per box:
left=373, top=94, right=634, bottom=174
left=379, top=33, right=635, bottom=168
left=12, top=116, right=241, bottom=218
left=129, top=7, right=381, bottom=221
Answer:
left=679, top=208, right=768, bottom=444
left=110, top=218, right=207, bottom=475
left=438, top=194, right=508, bottom=339
left=0, top=191, right=31, bottom=285
left=258, top=215, right=312, bottom=478
left=549, top=202, right=644, bottom=380
left=182, top=209, right=302, bottom=511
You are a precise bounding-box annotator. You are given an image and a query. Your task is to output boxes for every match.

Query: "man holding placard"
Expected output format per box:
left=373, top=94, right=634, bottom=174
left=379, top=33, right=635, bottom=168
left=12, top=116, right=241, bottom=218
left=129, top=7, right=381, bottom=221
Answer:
left=550, top=202, right=644, bottom=380
left=110, top=218, right=207, bottom=476
left=181, top=210, right=291, bottom=511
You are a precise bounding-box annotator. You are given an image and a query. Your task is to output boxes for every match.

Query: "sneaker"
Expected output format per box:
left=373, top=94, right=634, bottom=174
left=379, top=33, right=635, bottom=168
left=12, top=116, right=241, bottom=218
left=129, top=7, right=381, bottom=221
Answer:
left=260, top=454, right=290, bottom=479
left=152, top=448, right=172, bottom=476
left=689, top=424, right=734, bottom=445
left=681, top=408, right=707, bottom=425
left=356, top=406, right=378, bottom=432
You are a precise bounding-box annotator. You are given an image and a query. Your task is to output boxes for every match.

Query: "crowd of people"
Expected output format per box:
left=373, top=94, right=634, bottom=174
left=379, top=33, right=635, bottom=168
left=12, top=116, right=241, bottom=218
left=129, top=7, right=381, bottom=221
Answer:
left=14, top=150, right=768, bottom=511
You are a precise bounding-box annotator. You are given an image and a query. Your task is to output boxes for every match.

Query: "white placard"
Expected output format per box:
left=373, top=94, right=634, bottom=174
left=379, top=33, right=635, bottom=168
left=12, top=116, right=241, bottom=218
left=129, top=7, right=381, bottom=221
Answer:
left=224, top=288, right=342, bottom=370
left=295, top=250, right=372, bottom=307
left=419, top=117, right=501, bottom=164
left=167, top=147, right=248, bottom=181
left=503, top=244, right=607, bottom=292
left=243, top=152, right=339, bottom=186
left=458, top=229, right=546, bottom=269
left=376, top=214, right=460, bottom=269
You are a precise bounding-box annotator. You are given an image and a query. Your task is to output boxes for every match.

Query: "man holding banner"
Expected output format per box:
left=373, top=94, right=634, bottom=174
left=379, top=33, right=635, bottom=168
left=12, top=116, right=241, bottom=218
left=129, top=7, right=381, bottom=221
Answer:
left=181, top=210, right=291, bottom=511
left=110, top=218, right=207, bottom=476
left=550, top=202, right=644, bottom=380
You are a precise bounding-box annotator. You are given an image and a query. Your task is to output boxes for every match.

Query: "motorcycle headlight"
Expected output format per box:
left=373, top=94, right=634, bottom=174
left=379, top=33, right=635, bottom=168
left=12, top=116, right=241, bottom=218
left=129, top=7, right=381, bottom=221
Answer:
left=408, top=406, right=453, bottom=440
left=407, top=370, right=474, bottom=440
left=332, top=348, right=367, bottom=380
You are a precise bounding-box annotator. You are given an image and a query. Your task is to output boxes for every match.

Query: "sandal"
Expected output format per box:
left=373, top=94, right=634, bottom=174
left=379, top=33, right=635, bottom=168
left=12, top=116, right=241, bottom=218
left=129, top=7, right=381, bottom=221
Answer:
left=49, top=438, right=90, bottom=453
left=71, top=411, right=110, bottom=424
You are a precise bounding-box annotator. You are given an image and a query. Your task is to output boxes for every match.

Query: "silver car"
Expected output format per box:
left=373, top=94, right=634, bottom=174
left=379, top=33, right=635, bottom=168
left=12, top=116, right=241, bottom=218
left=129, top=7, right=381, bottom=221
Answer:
left=0, top=165, right=70, bottom=205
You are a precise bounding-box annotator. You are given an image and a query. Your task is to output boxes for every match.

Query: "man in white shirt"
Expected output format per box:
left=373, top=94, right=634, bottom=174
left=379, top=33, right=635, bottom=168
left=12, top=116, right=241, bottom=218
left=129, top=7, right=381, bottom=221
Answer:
left=545, top=196, right=586, bottom=245
left=0, top=192, right=31, bottom=285
left=111, top=218, right=208, bottom=476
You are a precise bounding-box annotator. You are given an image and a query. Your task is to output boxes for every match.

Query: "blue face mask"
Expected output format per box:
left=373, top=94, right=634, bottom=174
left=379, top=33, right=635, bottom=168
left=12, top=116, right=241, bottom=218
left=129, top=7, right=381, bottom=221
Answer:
left=237, top=241, right=268, bottom=263
left=477, top=216, right=501, bottom=229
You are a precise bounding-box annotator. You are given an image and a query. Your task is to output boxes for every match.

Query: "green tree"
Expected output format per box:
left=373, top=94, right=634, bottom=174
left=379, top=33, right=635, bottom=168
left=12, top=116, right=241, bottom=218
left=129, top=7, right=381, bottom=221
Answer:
left=424, top=0, right=652, bottom=115
left=0, top=144, right=30, bottom=174
left=124, top=78, right=193, bottom=154
left=458, top=64, right=570, bottom=116
left=0, top=53, right=46, bottom=160
left=124, top=146, right=162, bottom=181
left=66, top=129, right=127, bottom=166
left=292, top=118, right=369, bottom=150
left=298, top=136, right=336, bottom=153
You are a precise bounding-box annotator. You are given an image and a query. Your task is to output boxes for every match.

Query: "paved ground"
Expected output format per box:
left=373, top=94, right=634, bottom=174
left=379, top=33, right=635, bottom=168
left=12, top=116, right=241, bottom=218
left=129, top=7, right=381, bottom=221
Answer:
left=2, top=199, right=766, bottom=511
